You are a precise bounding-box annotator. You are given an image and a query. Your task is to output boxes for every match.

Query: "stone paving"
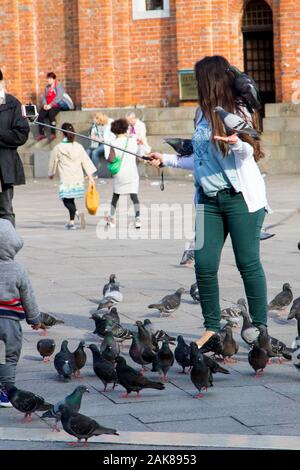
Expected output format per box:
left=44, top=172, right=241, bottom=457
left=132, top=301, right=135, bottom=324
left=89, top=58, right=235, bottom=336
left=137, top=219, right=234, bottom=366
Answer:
left=0, top=174, right=300, bottom=450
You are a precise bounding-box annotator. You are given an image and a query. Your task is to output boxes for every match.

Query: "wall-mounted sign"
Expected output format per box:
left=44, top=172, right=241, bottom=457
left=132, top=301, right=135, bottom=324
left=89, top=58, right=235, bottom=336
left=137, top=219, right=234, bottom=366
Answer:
left=178, top=70, right=198, bottom=101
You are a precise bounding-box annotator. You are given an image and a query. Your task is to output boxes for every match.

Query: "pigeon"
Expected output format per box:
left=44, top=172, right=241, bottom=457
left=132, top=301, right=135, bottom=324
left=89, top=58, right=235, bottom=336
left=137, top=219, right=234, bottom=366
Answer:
left=240, top=308, right=260, bottom=347
left=88, top=344, right=117, bottom=391
left=260, top=229, right=275, bottom=241
left=219, top=324, right=239, bottom=362
left=163, top=138, right=193, bottom=156
left=248, top=329, right=269, bottom=376
left=59, top=404, right=118, bottom=446
left=129, top=333, right=152, bottom=371
left=136, top=322, right=157, bottom=363
left=190, top=342, right=230, bottom=376
left=221, top=298, right=246, bottom=327
left=100, top=329, right=120, bottom=357
left=103, top=274, right=121, bottom=297
left=39, top=312, right=64, bottom=336
left=198, top=332, right=224, bottom=356
left=37, top=339, right=55, bottom=362
left=214, top=106, right=260, bottom=139
left=101, top=344, right=118, bottom=363
left=72, top=341, right=87, bottom=378
left=148, top=287, right=186, bottom=318
left=54, top=340, right=77, bottom=381
left=268, top=283, right=293, bottom=314
left=115, top=356, right=165, bottom=398
left=190, top=282, right=200, bottom=303
left=180, top=242, right=194, bottom=266
left=175, top=335, right=191, bottom=373
left=96, top=298, right=115, bottom=310
left=189, top=347, right=211, bottom=399
left=288, top=297, right=300, bottom=321
left=91, top=314, right=131, bottom=342
left=156, top=340, right=175, bottom=380
left=6, top=385, right=52, bottom=423
left=105, top=307, right=120, bottom=324
left=42, top=386, right=89, bottom=432
left=227, top=65, right=261, bottom=113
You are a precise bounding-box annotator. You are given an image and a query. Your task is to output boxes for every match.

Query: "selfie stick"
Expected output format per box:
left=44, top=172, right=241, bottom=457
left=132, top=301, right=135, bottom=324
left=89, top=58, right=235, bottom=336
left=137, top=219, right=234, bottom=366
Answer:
left=32, top=117, right=165, bottom=190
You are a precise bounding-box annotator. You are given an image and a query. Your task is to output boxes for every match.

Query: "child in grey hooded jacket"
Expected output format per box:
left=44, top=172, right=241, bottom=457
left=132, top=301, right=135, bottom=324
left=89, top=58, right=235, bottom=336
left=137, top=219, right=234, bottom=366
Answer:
left=0, top=219, right=41, bottom=407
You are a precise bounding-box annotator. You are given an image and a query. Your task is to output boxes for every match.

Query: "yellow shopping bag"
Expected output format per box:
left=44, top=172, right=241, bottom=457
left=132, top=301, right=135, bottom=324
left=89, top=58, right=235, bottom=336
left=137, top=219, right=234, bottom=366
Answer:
left=85, top=183, right=99, bottom=215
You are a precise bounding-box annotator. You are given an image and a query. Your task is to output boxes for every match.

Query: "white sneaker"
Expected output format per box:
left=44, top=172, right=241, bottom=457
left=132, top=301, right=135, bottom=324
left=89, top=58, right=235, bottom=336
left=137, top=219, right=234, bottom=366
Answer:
left=64, top=223, right=77, bottom=230
left=135, top=217, right=141, bottom=229
left=0, top=390, right=13, bottom=408
left=109, top=217, right=116, bottom=228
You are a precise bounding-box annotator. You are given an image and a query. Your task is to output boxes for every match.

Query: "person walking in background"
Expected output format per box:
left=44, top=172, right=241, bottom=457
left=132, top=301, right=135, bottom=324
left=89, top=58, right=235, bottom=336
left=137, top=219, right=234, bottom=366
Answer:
left=48, top=122, right=96, bottom=230
left=106, top=119, right=141, bottom=229
left=0, top=69, right=30, bottom=227
left=86, top=112, right=114, bottom=177
left=36, top=72, right=74, bottom=142
left=0, top=219, right=41, bottom=408
left=126, top=112, right=151, bottom=156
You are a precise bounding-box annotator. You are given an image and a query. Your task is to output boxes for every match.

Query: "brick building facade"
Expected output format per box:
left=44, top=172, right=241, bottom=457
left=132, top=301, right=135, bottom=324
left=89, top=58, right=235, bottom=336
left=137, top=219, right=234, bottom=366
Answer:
left=0, top=0, right=299, bottom=109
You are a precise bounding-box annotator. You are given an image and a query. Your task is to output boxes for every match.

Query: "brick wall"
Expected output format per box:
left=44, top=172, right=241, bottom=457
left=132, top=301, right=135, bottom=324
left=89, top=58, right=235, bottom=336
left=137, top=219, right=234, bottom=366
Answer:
left=0, top=0, right=299, bottom=108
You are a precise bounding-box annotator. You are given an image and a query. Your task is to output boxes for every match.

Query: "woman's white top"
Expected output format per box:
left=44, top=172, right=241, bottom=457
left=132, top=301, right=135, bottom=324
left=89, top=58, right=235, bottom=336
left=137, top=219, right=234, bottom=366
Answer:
left=113, top=136, right=139, bottom=195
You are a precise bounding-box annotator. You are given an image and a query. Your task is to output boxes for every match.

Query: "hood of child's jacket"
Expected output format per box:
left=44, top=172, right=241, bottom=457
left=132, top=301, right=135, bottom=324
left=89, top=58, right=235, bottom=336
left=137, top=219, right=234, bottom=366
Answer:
left=0, top=219, right=23, bottom=260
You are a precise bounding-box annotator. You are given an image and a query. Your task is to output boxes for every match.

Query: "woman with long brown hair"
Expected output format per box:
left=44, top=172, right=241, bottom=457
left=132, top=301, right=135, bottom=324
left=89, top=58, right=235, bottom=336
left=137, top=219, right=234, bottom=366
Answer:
left=191, top=55, right=268, bottom=348
left=149, top=55, right=268, bottom=350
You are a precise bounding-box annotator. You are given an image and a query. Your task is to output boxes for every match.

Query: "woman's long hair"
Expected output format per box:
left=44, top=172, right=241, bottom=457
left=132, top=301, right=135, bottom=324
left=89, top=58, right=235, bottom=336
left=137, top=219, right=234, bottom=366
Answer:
left=194, top=55, right=264, bottom=161
left=61, top=122, right=75, bottom=143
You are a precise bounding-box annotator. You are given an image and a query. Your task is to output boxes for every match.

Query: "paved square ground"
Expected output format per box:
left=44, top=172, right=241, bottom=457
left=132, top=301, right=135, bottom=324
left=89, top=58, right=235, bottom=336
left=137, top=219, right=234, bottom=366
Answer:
left=0, top=174, right=299, bottom=450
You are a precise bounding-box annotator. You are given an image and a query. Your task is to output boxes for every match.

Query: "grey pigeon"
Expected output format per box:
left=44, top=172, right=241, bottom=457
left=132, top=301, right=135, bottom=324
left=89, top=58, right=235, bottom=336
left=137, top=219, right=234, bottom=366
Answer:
left=190, top=343, right=230, bottom=376
left=72, top=341, right=87, bottom=378
left=163, top=138, right=193, bottom=156
left=37, top=339, right=55, bottom=362
left=221, top=298, right=246, bottom=327
left=39, top=312, right=64, bottom=336
left=100, top=329, right=120, bottom=357
left=240, top=308, right=260, bottom=346
left=6, top=385, right=52, bottom=423
left=214, top=106, right=260, bottom=139
left=189, top=345, right=211, bottom=399
left=227, top=65, right=261, bottom=113
left=175, top=335, right=191, bottom=373
left=180, top=242, right=194, bottom=266
left=129, top=332, right=153, bottom=371
left=220, top=324, right=239, bottom=362
left=89, top=344, right=117, bottom=391
left=42, top=386, right=89, bottom=432
left=59, top=404, right=118, bottom=446
left=288, top=297, right=300, bottom=321
left=54, top=340, right=77, bottom=381
left=103, top=274, right=121, bottom=296
left=156, top=340, right=175, bottom=380
left=248, top=328, right=269, bottom=376
left=268, top=283, right=293, bottom=313
left=148, top=287, right=186, bottom=317
left=115, top=356, right=165, bottom=398
left=190, top=282, right=200, bottom=303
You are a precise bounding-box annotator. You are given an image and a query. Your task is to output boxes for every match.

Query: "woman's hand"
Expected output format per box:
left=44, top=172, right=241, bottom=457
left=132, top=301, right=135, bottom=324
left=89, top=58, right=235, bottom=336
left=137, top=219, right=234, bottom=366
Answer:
left=214, top=134, right=239, bottom=145
left=148, top=152, right=164, bottom=168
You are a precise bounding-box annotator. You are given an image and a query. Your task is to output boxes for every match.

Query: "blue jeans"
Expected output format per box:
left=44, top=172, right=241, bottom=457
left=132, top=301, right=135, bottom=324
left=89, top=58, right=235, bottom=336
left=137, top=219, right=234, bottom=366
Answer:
left=87, top=145, right=104, bottom=176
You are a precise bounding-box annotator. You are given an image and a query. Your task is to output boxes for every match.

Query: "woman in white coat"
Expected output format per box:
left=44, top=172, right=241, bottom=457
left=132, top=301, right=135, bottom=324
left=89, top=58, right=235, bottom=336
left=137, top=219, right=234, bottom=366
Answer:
left=107, top=119, right=141, bottom=229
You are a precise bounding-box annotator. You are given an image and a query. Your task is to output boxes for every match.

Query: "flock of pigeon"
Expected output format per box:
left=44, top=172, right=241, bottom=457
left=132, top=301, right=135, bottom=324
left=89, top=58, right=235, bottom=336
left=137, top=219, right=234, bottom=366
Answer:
left=6, top=274, right=300, bottom=446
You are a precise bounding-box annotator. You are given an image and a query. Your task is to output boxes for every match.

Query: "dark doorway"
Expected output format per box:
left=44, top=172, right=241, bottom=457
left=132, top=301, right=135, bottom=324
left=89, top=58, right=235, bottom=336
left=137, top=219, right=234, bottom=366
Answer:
left=242, top=0, right=275, bottom=110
